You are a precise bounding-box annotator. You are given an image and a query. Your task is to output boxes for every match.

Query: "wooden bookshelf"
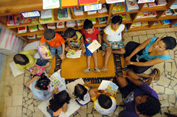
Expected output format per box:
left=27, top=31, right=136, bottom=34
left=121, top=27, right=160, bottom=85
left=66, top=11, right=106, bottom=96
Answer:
left=0, top=0, right=176, bottom=43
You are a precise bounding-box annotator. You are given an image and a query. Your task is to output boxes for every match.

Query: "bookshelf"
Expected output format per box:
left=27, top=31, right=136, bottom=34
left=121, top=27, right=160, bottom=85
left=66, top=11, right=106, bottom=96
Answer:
left=0, top=0, right=176, bottom=44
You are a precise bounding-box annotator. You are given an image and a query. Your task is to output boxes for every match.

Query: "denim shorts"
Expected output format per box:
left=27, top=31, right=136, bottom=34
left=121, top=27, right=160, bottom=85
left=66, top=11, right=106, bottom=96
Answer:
left=49, top=46, right=62, bottom=56
left=102, top=40, right=124, bottom=51
left=36, top=59, right=49, bottom=66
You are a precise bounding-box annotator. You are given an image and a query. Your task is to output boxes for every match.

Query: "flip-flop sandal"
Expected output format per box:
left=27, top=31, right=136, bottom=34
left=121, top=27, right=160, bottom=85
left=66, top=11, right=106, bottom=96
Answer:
left=23, top=85, right=30, bottom=93
left=139, top=77, right=152, bottom=85
left=150, top=68, right=160, bottom=81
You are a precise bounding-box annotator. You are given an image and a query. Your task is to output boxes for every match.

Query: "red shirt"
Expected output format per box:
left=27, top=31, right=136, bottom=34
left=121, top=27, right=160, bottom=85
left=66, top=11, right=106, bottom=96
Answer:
left=81, top=27, right=99, bottom=44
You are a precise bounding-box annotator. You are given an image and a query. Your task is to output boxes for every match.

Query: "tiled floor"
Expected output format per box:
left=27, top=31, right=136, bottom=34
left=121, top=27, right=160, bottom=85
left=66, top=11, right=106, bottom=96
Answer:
left=0, top=27, right=177, bottom=117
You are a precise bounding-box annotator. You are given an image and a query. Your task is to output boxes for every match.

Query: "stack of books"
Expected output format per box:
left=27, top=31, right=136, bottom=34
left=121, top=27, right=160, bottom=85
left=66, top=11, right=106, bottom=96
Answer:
left=27, top=35, right=36, bottom=39
left=160, top=19, right=170, bottom=25
left=57, top=22, right=65, bottom=28
left=18, top=26, right=27, bottom=34
left=28, top=25, right=38, bottom=32
left=39, top=10, right=54, bottom=24
left=37, top=33, right=43, bottom=38
left=73, top=6, right=84, bottom=16
left=77, top=20, right=85, bottom=26
left=125, top=0, right=139, bottom=11
left=66, top=21, right=76, bottom=27
left=47, top=23, right=56, bottom=29
left=136, top=11, right=157, bottom=18
left=141, top=21, right=149, bottom=26
left=38, top=24, right=44, bottom=30
left=87, top=10, right=97, bottom=15
left=130, top=22, right=142, bottom=28
left=112, top=3, right=125, bottom=13
left=98, top=17, right=107, bottom=24
left=58, top=8, right=71, bottom=20
left=98, top=4, right=108, bottom=13
left=7, top=14, right=22, bottom=26
left=119, top=14, right=131, bottom=20
left=156, top=0, right=167, bottom=6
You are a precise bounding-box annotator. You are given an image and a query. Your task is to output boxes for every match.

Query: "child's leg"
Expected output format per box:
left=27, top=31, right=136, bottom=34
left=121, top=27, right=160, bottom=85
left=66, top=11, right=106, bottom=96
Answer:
left=81, top=47, right=86, bottom=54
left=112, top=47, right=126, bottom=54
left=36, top=59, right=50, bottom=68
left=93, top=51, right=100, bottom=72
left=101, top=47, right=112, bottom=72
left=87, top=56, right=91, bottom=68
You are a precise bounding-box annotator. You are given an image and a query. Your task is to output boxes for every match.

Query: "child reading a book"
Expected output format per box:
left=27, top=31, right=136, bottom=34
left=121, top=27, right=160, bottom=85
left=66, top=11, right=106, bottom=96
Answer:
left=81, top=19, right=101, bottom=73
left=73, top=83, right=90, bottom=106
left=89, top=88, right=117, bottom=115
left=13, top=50, right=50, bottom=74
left=39, top=29, right=66, bottom=59
left=47, top=90, right=71, bottom=117
left=64, top=28, right=86, bottom=54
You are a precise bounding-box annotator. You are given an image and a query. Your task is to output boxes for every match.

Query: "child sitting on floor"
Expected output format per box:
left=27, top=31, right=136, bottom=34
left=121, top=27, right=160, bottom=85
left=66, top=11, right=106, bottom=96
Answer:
left=64, top=28, right=86, bottom=54
left=81, top=19, right=101, bottom=73
left=101, top=15, right=126, bottom=72
left=39, top=29, right=65, bottom=59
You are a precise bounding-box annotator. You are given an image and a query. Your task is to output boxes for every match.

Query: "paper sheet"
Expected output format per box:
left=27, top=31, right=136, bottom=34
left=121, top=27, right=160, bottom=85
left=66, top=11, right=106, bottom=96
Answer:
left=87, top=40, right=101, bottom=53
left=43, top=0, right=60, bottom=10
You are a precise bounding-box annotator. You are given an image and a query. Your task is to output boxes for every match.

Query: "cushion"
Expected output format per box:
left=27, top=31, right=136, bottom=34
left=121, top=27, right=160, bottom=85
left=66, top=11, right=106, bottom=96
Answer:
left=9, top=61, right=24, bottom=77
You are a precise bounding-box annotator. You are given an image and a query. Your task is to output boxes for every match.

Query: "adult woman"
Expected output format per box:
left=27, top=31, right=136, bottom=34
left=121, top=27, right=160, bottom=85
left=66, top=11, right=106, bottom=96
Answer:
left=124, top=36, right=176, bottom=76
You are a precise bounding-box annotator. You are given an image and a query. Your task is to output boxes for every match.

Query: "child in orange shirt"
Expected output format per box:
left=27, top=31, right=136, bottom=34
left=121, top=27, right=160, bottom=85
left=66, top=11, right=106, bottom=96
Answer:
left=39, top=29, right=65, bottom=59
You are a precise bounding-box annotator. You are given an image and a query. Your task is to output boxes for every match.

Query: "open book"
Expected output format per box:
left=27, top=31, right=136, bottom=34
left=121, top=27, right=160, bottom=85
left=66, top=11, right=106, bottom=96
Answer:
left=66, top=49, right=82, bottom=59
left=30, top=64, right=45, bottom=75
left=98, top=80, right=119, bottom=96
left=38, top=46, right=52, bottom=59
left=49, top=73, right=63, bottom=88
left=87, top=40, right=101, bottom=53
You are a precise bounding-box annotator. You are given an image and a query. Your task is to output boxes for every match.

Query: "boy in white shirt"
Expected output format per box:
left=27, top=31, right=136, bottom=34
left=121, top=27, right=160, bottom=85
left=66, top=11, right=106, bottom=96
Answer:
left=101, top=16, right=126, bottom=72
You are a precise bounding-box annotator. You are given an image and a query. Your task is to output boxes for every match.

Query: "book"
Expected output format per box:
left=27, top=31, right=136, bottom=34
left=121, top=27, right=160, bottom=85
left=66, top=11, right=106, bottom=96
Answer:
left=148, top=2, right=157, bottom=7
left=41, top=10, right=52, bottom=19
left=143, top=3, right=148, bottom=7
left=119, top=14, right=131, bottom=20
left=66, top=21, right=76, bottom=27
left=138, top=0, right=155, bottom=3
left=98, top=80, right=119, bottom=96
left=136, top=12, right=144, bottom=18
left=21, top=11, right=40, bottom=18
left=173, top=23, right=177, bottom=27
left=141, top=21, right=149, bottom=26
left=61, top=0, right=79, bottom=7
left=148, top=11, right=157, bottom=17
left=66, top=49, right=82, bottom=59
left=156, top=0, right=167, bottom=6
left=87, top=40, right=101, bottom=53
left=49, top=73, right=63, bottom=88
left=112, top=3, right=125, bottom=13
left=58, top=8, right=71, bottom=20
left=37, top=46, right=52, bottom=59
left=37, top=33, right=43, bottom=38
left=39, top=10, right=54, bottom=24
left=153, top=21, right=159, bottom=25
left=77, top=20, right=85, bottom=26
left=98, top=4, right=108, bottom=13
left=13, top=14, right=22, bottom=25
left=160, top=20, right=170, bottom=25
left=7, top=15, right=15, bottom=26
left=47, top=23, right=56, bottom=29
left=130, top=22, right=142, bottom=28
left=28, top=25, right=38, bottom=32
left=43, top=0, right=60, bottom=9
left=98, top=17, right=107, bottom=24
left=87, top=10, right=97, bottom=15
left=125, top=0, right=139, bottom=11
left=165, top=10, right=173, bottom=15
left=106, top=0, right=125, bottom=4
left=84, top=3, right=102, bottom=12
left=21, top=17, right=31, bottom=24
left=79, top=0, right=98, bottom=5
left=30, top=64, right=45, bottom=75
left=30, top=17, right=39, bottom=24
left=170, top=2, right=177, bottom=9
left=27, top=35, right=36, bottom=39
left=57, top=22, right=65, bottom=28
left=38, top=24, right=45, bottom=30
left=88, top=18, right=96, bottom=24
left=18, top=26, right=27, bottom=34
left=73, top=6, right=84, bottom=16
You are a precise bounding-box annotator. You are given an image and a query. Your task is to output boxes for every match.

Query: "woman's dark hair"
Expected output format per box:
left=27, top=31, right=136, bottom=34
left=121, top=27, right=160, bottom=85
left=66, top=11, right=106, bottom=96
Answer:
left=36, top=75, right=50, bottom=90
left=74, top=84, right=87, bottom=100
left=111, top=15, right=122, bottom=24
left=64, top=28, right=76, bottom=38
left=161, top=36, right=177, bottom=50
left=44, top=29, right=55, bottom=40
left=49, top=90, right=71, bottom=112
left=83, top=19, right=93, bottom=29
left=13, top=54, right=29, bottom=65
left=98, top=94, right=112, bottom=109
left=137, top=95, right=161, bottom=116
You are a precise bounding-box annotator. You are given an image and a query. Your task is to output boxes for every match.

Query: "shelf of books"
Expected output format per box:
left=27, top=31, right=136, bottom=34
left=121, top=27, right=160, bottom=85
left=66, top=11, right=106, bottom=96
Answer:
left=0, top=0, right=177, bottom=43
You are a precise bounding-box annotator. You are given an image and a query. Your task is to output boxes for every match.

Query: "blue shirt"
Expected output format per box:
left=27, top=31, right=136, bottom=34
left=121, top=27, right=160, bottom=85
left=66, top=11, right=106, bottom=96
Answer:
left=139, top=37, right=171, bottom=61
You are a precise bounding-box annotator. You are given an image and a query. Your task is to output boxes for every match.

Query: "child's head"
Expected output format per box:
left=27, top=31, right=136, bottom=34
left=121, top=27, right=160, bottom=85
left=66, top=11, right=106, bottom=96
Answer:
left=44, top=29, right=55, bottom=41
left=13, top=54, right=29, bottom=65
left=74, top=84, right=88, bottom=101
left=36, top=75, right=50, bottom=90
left=49, top=90, right=71, bottom=111
left=64, top=28, right=76, bottom=41
left=83, top=19, right=94, bottom=34
left=111, top=15, right=122, bottom=31
left=98, top=94, right=112, bottom=109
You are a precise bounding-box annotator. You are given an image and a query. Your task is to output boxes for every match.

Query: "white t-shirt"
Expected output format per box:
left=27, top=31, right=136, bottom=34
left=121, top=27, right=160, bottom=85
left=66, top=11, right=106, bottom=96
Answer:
left=104, top=24, right=125, bottom=42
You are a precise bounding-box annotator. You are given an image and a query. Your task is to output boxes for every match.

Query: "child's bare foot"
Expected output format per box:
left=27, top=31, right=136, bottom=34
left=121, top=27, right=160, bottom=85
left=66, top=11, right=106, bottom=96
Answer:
left=149, top=68, right=160, bottom=80
left=101, top=66, right=108, bottom=72
left=102, top=51, right=105, bottom=56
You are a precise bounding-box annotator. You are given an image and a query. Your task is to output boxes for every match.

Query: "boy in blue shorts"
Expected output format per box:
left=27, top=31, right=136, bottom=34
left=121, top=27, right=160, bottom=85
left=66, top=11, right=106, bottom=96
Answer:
left=81, top=19, right=101, bottom=73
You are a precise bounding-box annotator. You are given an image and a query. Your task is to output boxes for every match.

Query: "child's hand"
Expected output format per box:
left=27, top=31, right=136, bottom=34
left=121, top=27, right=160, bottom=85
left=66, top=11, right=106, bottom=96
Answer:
left=60, top=53, right=65, bottom=60
left=109, top=44, right=112, bottom=47
left=52, top=88, right=59, bottom=94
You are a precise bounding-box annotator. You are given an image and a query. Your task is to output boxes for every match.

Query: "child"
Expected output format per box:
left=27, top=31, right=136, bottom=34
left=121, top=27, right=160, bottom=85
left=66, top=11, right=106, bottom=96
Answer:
left=89, top=88, right=117, bottom=115
left=73, top=84, right=90, bottom=105
left=81, top=19, right=101, bottom=73
left=64, top=28, right=86, bottom=54
left=13, top=50, right=50, bottom=74
left=101, top=16, right=126, bottom=72
left=39, top=29, right=65, bottom=59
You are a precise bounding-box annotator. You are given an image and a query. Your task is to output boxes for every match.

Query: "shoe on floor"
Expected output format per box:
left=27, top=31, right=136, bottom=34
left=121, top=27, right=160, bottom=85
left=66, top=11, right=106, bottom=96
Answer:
left=100, top=66, right=108, bottom=72
left=84, top=68, right=92, bottom=73
left=94, top=67, right=100, bottom=72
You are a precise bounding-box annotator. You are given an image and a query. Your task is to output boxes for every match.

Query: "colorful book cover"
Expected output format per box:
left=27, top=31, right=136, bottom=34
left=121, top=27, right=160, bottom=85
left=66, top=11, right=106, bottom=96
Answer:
left=66, top=21, right=76, bottom=27
left=119, top=14, right=131, bottom=20
left=173, top=23, right=177, bottom=27
left=98, top=17, right=107, bottom=24
left=30, top=64, right=45, bottom=75
left=98, top=4, right=108, bottom=13
left=148, top=2, right=156, bottom=7
left=29, top=25, right=38, bottom=32
left=77, top=20, right=85, bottom=26
left=125, top=0, right=139, bottom=11
left=61, top=0, right=79, bottom=7
left=73, top=6, right=84, bottom=15
left=79, top=0, right=98, bottom=5
left=57, top=22, right=65, bottom=28
left=58, top=8, right=71, bottom=19
left=39, top=10, right=54, bottom=24
left=138, top=0, right=155, bottom=3
left=141, top=21, right=148, bottom=26
left=21, top=17, right=31, bottom=24
left=13, top=14, right=22, bottom=25
left=38, top=24, right=44, bottom=30
left=148, top=11, right=157, bottom=17
left=18, top=26, right=27, bottom=34
left=7, top=15, right=15, bottom=26
left=112, top=3, right=125, bottom=13
left=37, top=46, right=52, bottom=59
left=49, top=74, right=63, bottom=88
left=84, top=3, right=102, bottom=12
left=66, top=49, right=82, bottom=59
left=160, top=20, right=170, bottom=25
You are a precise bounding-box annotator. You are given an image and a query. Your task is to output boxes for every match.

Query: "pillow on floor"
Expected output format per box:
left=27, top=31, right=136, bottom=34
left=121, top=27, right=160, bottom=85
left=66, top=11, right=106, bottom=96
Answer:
left=9, top=61, right=24, bottom=77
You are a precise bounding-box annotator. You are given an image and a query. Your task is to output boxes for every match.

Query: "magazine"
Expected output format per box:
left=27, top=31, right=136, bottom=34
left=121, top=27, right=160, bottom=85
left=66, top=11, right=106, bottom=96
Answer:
left=98, top=80, right=119, bottom=95
left=87, top=40, right=101, bottom=53
left=49, top=73, right=63, bottom=88
left=66, top=49, right=82, bottom=59
left=30, top=64, right=45, bottom=75
left=38, top=46, right=52, bottom=59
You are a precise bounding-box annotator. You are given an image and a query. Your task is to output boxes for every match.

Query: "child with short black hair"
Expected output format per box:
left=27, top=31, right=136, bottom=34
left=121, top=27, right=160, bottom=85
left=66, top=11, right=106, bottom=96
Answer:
left=39, top=29, right=65, bottom=59
left=64, top=28, right=86, bottom=54
left=101, top=15, right=126, bottom=72
left=81, top=19, right=101, bottom=73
